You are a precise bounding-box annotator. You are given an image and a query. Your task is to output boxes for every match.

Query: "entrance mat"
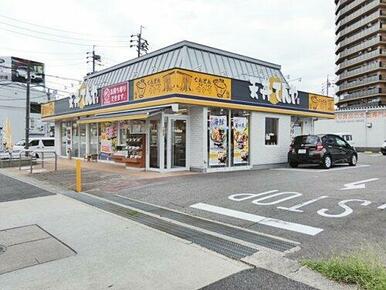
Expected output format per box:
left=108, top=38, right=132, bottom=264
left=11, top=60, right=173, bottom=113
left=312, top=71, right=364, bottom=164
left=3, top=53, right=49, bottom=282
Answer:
left=0, top=225, right=76, bottom=275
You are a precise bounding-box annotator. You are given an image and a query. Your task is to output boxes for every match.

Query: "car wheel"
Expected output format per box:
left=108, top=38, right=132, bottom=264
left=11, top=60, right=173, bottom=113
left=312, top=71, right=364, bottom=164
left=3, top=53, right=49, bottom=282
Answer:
left=349, top=154, right=357, bottom=166
left=289, top=162, right=298, bottom=168
left=322, top=155, right=332, bottom=169
left=35, top=153, right=39, bottom=159
left=383, top=152, right=386, bottom=156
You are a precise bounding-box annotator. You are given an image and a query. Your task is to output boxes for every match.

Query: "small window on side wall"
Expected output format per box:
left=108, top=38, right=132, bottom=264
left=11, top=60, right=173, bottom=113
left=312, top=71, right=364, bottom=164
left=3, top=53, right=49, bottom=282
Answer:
left=265, top=118, right=278, bottom=145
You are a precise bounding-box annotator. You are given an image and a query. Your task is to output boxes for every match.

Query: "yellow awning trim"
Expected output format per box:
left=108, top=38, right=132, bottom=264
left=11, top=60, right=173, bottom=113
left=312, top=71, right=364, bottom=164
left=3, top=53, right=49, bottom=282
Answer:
left=77, top=113, right=148, bottom=124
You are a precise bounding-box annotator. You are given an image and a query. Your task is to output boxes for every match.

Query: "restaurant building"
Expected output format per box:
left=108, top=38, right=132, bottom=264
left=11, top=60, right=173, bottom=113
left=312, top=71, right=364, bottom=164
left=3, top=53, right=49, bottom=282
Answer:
left=41, top=41, right=334, bottom=172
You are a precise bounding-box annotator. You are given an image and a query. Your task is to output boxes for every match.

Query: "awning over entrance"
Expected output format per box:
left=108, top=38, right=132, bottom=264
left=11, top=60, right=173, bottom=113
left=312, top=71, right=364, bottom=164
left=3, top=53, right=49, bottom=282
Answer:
left=77, top=105, right=176, bottom=124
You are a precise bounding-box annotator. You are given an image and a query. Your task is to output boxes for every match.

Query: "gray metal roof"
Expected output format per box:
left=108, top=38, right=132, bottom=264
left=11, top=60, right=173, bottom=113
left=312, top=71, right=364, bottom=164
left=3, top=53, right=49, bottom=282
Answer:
left=86, top=40, right=286, bottom=88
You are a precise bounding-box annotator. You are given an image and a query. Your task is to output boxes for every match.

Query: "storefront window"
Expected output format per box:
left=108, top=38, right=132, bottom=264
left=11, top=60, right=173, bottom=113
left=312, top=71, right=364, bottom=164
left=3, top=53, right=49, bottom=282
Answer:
left=119, top=120, right=146, bottom=146
left=72, top=122, right=79, bottom=157
left=89, top=123, right=98, bottom=155
left=119, top=121, right=129, bottom=146
left=231, top=111, right=249, bottom=166
left=79, top=124, right=86, bottom=157
left=60, top=122, right=67, bottom=156
left=265, top=118, right=278, bottom=145
left=208, top=108, right=229, bottom=167
left=99, top=122, right=118, bottom=160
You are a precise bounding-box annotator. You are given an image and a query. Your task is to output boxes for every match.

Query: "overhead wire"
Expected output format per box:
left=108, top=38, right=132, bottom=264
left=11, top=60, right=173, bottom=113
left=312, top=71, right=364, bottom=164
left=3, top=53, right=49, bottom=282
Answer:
left=0, top=27, right=131, bottom=47
left=0, top=20, right=129, bottom=43
left=0, top=46, right=87, bottom=55
left=0, top=13, right=129, bottom=39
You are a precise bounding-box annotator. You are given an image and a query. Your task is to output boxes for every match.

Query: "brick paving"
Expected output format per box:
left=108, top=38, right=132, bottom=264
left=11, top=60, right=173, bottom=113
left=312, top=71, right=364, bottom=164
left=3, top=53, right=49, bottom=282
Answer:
left=8, top=157, right=197, bottom=194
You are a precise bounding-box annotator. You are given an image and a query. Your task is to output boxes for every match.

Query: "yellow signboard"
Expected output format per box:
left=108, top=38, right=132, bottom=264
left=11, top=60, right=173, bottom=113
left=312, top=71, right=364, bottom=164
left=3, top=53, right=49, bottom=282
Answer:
left=133, top=69, right=231, bottom=100
left=309, top=94, right=334, bottom=113
left=41, top=102, right=55, bottom=117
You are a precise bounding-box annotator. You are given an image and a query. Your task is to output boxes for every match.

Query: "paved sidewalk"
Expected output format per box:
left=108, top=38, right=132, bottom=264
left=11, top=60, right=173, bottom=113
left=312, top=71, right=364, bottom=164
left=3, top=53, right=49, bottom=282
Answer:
left=0, top=191, right=248, bottom=290
left=12, top=157, right=196, bottom=193
left=0, top=170, right=355, bottom=290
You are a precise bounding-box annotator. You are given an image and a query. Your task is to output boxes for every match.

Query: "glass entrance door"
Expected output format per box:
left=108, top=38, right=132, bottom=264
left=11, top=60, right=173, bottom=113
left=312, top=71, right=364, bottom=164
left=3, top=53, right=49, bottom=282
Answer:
left=166, top=116, right=188, bottom=170
left=171, top=119, right=186, bottom=168
left=149, top=120, right=159, bottom=168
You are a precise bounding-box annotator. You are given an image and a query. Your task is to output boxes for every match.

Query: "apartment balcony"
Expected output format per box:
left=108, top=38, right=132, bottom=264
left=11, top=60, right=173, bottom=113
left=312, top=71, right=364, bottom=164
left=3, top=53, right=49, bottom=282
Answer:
left=336, top=37, right=379, bottom=61
left=339, top=87, right=381, bottom=101
left=337, top=75, right=380, bottom=93
left=337, top=0, right=381, bottom=29
left=336, top=24, right=379, bottom=52
left=336, top=50, right=383, bottom=71
left=336, top=0, right=355, bottom=15
left=337, top=62, right=381, bottom=83
left=336, top=0, right=369, bottom=23
left=336, top=10, right=380, bottom=39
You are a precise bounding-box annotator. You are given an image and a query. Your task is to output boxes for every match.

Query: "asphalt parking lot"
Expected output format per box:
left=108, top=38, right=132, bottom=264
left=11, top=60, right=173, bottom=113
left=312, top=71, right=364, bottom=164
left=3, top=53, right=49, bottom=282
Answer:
left=116, top=153, right=386, bottom=262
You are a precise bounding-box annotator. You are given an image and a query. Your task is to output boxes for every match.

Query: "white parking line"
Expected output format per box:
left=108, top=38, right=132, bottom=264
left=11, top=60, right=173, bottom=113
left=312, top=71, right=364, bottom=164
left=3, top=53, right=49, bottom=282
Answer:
left=272, top=164, right=370, bottom=173
left=190, top=202, right=323, bottom=236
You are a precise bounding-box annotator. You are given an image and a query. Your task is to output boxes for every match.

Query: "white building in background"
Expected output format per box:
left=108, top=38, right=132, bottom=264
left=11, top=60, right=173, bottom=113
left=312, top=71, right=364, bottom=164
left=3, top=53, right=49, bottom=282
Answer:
left=0, top=84, right=52, bottom=146
left=314, top=106, right=386, bottom=151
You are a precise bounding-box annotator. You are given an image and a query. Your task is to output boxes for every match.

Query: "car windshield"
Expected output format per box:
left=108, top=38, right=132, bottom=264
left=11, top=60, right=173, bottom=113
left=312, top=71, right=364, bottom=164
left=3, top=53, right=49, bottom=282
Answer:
left=293, top=135, right=320, bottom=145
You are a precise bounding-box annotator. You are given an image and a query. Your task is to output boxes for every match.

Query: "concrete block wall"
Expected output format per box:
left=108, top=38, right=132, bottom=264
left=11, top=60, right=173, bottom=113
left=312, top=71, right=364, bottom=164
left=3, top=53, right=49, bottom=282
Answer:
left=250, top=112, right=291, bottom=166
left=189, top=106, right=207, bottom=171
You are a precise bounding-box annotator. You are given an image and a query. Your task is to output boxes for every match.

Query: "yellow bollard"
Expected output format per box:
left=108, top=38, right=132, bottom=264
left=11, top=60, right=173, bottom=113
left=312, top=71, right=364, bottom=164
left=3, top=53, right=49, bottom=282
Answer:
left=75, top=159, right=82, bottom=192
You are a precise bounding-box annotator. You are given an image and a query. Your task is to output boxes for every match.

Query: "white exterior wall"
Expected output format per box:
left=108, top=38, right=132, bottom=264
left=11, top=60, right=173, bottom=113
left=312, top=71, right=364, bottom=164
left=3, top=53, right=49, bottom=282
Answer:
left=250, top=112, right=291, bottom=166
left=189, top=106, right=207, bottom=171
left=314, top=108, right=386, bottom=148
left=54, top=122, right=61, bottom=156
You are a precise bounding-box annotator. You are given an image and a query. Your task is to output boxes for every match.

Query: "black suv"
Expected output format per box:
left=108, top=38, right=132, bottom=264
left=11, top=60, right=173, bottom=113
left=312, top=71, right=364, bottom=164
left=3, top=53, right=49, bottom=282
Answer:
left=288, top=134, right=358, bottom=169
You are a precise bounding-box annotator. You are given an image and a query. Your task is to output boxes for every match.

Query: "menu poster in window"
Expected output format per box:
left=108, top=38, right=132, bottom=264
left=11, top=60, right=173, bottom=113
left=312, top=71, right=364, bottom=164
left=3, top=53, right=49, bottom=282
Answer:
left=209, top=115, right=228, bottom=166
left=232, top=117, right=249, bottom=165
left=99, top=122, right=117, bottom=160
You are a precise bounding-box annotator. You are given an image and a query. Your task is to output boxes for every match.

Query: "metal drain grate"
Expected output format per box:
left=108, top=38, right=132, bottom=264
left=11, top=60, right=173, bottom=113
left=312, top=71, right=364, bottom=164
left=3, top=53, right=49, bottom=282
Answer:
left=109, top=195, right=297, bottom=252
left=64, top=192, right=258, bottom=260
left=0, top=245, right=7, bottom=255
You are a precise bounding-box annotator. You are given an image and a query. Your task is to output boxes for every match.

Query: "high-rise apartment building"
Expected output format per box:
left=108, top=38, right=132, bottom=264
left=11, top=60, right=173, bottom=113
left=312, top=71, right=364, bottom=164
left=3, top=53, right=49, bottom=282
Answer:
left=335, top=0, right=386, bottom=108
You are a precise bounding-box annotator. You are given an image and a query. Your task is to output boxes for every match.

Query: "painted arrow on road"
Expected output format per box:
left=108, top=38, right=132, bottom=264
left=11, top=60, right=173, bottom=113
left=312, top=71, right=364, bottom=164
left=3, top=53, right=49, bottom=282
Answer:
left=340, top=178, right=379, bottom=191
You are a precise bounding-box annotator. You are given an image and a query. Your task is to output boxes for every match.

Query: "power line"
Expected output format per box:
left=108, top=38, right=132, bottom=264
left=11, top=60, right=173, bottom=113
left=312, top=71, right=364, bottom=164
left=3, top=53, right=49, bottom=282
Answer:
left=0, top=13, right=129, bottom=39
left=0, top=20, right=129, bottom=43
left=0, top=94, right=46, bottom=100
left=0, top=46, right=87, bottom=55
left=0, top=27, right=131, bottom=48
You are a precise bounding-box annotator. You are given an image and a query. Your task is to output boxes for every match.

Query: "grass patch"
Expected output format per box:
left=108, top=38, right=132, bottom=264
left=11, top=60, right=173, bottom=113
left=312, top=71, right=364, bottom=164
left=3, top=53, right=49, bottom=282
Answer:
left=302, top=253, right=386, bottom=290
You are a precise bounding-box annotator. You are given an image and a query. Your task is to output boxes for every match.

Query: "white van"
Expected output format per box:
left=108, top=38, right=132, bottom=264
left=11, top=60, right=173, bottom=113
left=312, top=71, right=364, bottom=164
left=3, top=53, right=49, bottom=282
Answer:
left=13, top=137, right=55, bottom=158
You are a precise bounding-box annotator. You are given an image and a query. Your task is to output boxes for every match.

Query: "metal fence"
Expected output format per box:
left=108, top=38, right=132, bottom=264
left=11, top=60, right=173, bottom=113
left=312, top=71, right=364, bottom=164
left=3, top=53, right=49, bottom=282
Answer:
left=18, top=151, right=57, bottom=174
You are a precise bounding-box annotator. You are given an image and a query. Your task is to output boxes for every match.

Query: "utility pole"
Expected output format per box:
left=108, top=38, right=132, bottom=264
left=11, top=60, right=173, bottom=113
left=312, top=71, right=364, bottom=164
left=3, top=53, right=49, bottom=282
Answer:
left=86, top=45, right=101, bottom=74
left=130, top=25, right=149, bottom=57
left=24, top=62, right=31, bottom=154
